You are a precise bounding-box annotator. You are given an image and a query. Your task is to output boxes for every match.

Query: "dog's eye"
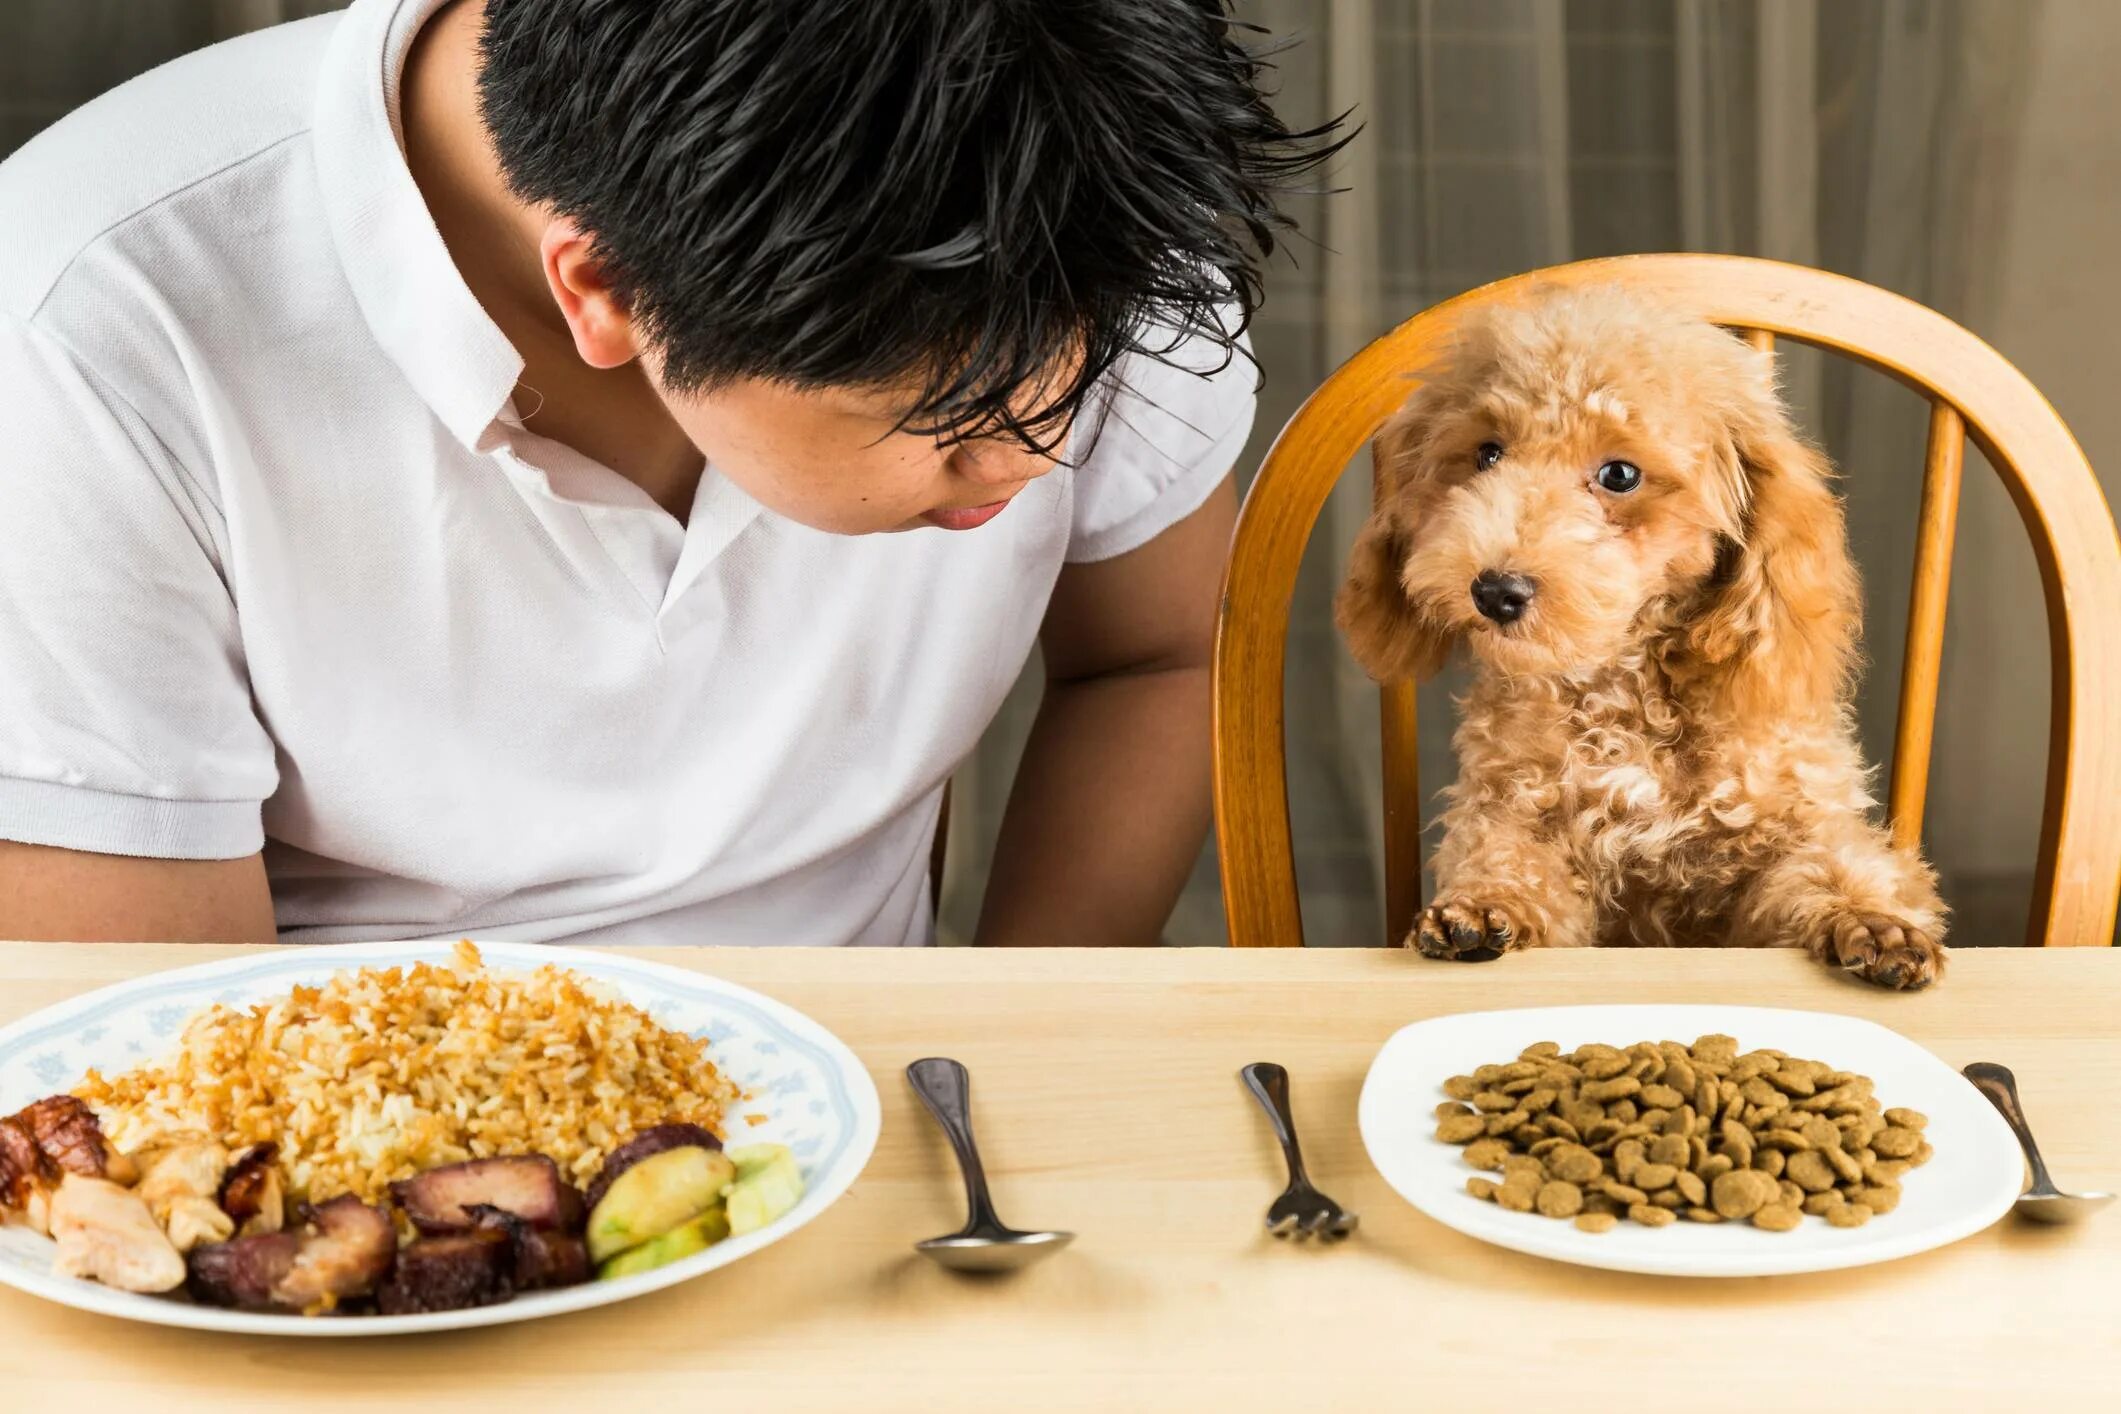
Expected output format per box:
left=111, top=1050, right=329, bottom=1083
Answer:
left=1595, top=460, right=1643, bottom=493
left=1475, top=441, right=1504, bottom=471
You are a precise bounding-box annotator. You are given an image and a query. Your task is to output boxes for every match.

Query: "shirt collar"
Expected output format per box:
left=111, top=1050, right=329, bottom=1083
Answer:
left=313, top=0, right=523, bottom=452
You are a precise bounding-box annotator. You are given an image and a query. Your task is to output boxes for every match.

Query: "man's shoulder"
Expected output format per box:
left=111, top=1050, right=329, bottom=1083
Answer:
left=0, top=14, right=340, bottom=321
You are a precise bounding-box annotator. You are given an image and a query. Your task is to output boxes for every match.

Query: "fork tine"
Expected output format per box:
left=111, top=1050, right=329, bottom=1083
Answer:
left=1267, top=1212, right=1298, bottom=1238
left=1301, top=1210, right=1335, bottom=1238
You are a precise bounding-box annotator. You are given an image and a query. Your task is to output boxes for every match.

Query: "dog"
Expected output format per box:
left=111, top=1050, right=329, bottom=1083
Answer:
left=1334, top=285, right=1947, bottom=988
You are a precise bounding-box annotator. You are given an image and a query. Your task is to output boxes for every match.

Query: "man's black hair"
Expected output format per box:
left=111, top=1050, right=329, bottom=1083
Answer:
left=477, top=0, right=1348, bottom=453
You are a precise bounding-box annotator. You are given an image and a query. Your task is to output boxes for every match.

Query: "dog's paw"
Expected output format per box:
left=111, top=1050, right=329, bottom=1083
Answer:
left=1820, top=913, right=1945, bottom=990
left=1409, top=899, right=1529, bottom=962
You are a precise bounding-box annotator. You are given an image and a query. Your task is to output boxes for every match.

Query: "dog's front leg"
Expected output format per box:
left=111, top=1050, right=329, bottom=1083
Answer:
left=1414, top=803, right=1594, bottom=960
left=1732, top=827, right=1948, bottom=989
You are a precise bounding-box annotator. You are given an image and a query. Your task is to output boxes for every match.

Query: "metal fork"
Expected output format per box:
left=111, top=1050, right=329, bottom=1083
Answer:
left=1239, top=1062, right=1358, bottom=1241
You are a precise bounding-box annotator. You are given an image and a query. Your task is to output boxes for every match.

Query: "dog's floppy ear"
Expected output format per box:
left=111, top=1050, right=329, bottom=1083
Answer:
left=1334, top=406, right=1453, bottom=683
left=1684, top=416, right=1860, bottom=719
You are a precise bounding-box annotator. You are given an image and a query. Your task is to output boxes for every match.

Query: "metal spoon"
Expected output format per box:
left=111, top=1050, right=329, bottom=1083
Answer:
left=1963, top=1061, right=2114, bottom=1224
left=907, top=1057, right=1074, bottom=1271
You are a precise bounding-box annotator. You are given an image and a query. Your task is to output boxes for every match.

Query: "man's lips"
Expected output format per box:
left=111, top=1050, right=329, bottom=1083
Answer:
left=920, top=499, right=1013, bottom=531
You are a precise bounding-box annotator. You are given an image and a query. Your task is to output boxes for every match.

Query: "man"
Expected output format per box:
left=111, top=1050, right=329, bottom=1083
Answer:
left=0, top=0, right=1338, bottom=947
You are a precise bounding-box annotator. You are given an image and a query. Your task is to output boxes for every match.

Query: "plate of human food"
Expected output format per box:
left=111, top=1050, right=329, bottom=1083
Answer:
left=0, top=940, right=880, bottom=1334
left=1358, top=1004, right=2021, bottom=1277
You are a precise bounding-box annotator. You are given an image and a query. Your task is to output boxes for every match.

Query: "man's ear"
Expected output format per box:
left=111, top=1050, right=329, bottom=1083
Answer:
left=540, top=218, right=638, bottom=370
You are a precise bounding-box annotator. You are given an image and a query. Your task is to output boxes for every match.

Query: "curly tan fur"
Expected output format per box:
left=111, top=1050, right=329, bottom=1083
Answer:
left=1335, top=286, right=1947, bottom=988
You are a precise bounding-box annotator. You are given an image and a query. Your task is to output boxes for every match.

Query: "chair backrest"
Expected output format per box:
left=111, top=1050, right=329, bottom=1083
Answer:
left=1213, top=254, right=2121, bottom=950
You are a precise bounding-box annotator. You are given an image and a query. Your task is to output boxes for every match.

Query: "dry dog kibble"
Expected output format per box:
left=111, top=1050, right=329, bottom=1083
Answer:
left=1872, top=1126, right=1923, bottom=1159
left=1536, top=1181, right=1585, bottom=1218
left=1548, top=1144, right=1603, bottom=1184
left=1495, top=1182, right=1537, bottom=1213
left=1436, top=1113, right=1488, bottom=1143
left=1825, top=1146, right=1865, bottom=1184
left=1801, top=1189, right=1846, bottom=1217
left=1852, top=1184, right=1902, bottom=1215
left=1631, top=1162, right=1679, bottom=1191
left=1434, top=1035, right=1930, bottom=1234
left=1785, top=1150, right=1837, bottom=1193
left=1711, top=1168, right=1778, bottom=1219
left=1462, top=1138, right=1512, bottom=1171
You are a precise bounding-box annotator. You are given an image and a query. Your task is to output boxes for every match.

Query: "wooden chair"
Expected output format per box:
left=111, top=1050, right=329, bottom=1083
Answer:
left=1213, top=254, right=2121, bottom=950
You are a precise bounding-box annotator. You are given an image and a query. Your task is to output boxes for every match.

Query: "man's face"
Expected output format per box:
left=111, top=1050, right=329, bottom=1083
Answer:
left=652, top=374, right=1069, bottom=536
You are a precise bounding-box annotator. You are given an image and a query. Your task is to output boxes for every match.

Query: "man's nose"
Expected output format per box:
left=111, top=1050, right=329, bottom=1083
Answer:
left=1470, top=569, right=1536, bottom=624
left=947, top=438, right=1051, bottom=488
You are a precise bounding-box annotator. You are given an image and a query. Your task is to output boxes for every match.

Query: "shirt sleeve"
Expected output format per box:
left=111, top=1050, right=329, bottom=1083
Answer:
left=0, top=315, right=276, bottom=859
left=1065, top=318, right=1256, bottom=564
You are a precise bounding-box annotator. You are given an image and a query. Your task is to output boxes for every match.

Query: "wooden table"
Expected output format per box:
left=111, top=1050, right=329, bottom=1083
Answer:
left=2, top=943, right=2116, bottom=1411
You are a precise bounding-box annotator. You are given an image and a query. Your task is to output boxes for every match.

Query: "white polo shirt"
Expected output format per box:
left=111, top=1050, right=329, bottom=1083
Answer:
left=0, top=0, right=1252, bottom=947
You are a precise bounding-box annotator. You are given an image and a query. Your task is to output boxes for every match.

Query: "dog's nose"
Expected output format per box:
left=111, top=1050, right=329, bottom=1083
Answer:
left=1470, top=570, right=1535, bottom=624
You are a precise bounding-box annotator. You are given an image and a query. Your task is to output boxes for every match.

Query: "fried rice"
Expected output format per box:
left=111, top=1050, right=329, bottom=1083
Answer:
left=73, top=942, right=737, bottom=1205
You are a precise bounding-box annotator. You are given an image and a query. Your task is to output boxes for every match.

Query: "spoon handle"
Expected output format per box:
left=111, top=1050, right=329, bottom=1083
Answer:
left=1963, top=1061, right=2059, bottom=1195
left=1240, top=1062, right=1312, bottom=1187
left=907, top=1058, right=1006, bottom=1231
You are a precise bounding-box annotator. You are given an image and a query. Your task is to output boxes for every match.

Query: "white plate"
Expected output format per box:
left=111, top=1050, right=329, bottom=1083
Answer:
left=1357, top=1004, right=2021, bottom=1277
left=0, top=940, right=881, bottom=1335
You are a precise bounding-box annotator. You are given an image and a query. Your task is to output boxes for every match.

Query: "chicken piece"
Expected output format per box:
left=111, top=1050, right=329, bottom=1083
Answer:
left=467, top=1204, right=591, bottom=1291
left=219, top=1144, right=285, bottom=1236
left=132, top=1136, right=235, bottom=1253
left=47, top=1173, right=186, bottom=1293
left=584, top=1123, right=722, bottom=1212
left=188, top=1195, right=396, bottom=1313
left=391, top=1155, right=584, bottom=1234
left=17, top=1096, right=110, bottom=1178
left=375, top=1229, right=514, bottom=1315
left=0, top=1116, right=54, bottom=1226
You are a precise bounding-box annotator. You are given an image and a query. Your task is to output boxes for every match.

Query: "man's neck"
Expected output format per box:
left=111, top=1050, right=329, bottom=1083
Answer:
left=399, top=0, right=706, bottom=521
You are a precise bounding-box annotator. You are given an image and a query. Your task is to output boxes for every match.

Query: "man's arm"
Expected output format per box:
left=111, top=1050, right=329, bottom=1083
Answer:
left=0, top=842, right=277, bottom=944
left=974, top=474, right=1236, bottom=947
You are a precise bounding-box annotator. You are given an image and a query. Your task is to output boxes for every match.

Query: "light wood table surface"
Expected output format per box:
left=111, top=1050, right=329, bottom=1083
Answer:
left=1, top=942, right=2116, bottom=1411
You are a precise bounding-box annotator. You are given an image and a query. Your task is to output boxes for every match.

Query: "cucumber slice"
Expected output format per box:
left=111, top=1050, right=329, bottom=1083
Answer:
left=586, top=1145, right=736, bottom=1263
left=594, top=1207, right=730, bottom=1280
left=724, top=1144, right=805, bottom=1237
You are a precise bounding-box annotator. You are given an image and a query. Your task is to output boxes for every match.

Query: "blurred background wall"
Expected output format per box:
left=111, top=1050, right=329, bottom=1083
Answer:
left=6, top=1, right=2115, bottom=948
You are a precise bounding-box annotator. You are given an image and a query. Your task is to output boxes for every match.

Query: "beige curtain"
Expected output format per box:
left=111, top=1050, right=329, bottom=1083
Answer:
left=948, top=0, right=2091, bottom=949
left=4, top=2, right=2106, bottom=947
